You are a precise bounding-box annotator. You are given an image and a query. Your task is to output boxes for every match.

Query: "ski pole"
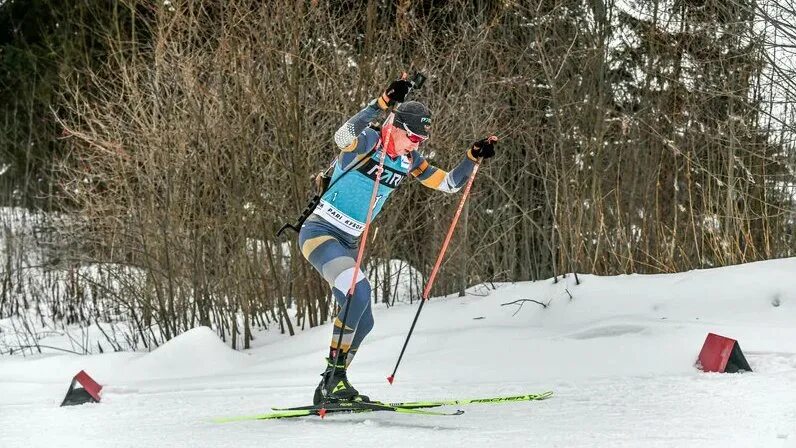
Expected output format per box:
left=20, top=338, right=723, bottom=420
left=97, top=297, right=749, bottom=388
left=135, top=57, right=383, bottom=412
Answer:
left=345, top=73, right=424, bottom=293
left=324, top=72, right=426, bottom=402
left=323, top=116, right=392, bottom=402
left=388, top=156, right=484, bottom=385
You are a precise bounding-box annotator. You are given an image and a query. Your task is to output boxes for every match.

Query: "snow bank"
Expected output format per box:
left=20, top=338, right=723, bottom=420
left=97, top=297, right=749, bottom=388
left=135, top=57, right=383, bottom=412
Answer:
left=0, top=258, right=795, bottom=448
left=123, top=327, right=252, bottom=381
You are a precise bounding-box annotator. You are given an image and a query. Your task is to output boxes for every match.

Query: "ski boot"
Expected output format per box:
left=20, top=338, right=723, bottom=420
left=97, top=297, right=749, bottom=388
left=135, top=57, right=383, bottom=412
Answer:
left=313, top=353, right=369, bottom=405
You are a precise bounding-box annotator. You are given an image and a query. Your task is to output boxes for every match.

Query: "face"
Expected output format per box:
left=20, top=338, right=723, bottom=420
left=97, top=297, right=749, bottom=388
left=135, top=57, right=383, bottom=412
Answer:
left=391, top=125, right=427, bottom=156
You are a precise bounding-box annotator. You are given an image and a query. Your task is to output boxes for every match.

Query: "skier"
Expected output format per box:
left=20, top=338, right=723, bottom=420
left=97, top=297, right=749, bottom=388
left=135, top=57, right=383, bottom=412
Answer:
left=299, top=73, right=497, bottom=404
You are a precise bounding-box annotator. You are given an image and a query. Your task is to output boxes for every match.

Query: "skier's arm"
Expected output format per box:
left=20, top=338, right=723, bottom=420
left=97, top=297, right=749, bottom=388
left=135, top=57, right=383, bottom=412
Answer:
left=409, top=137, right=498, bottom=193
left=334, top=75, right=414, bottom=166
left=409, top=151, right=476, bottom=194
left=333, top=99, right=384, bottom=155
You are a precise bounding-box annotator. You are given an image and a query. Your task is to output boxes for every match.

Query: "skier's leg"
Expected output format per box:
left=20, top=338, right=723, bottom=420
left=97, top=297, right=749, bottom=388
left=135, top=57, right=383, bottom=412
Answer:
left=299, top=217, right=371, bottom=353
left=328, top=270, right=371, bottom=354
left=299, top=218, right=372, bottom=402
left=347, top=299, right=374, bottom=368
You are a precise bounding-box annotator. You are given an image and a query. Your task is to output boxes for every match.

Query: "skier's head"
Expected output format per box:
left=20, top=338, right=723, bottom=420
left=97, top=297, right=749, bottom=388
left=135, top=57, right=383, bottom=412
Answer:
left=395, top=101, right=431, bottom=139
left=386, top=101, right=431, bottom=156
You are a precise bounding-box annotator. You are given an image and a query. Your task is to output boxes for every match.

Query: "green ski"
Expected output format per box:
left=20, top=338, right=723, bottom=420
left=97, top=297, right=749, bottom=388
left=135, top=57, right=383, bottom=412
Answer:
left=272, top=391, right=553, bottom=412
left=214, top=400, right=464, bottom=423
left=383, top=391, right=554, bottom=409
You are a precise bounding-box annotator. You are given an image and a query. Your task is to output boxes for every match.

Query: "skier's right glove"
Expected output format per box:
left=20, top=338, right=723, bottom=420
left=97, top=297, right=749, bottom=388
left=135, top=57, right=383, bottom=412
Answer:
left=468, top=136, right=498, bottom=161
left=378, top=73, right=412, bottom=110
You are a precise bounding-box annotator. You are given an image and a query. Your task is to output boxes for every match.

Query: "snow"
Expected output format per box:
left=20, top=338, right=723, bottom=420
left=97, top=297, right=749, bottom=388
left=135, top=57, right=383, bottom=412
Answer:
left=1, top=258, right=796, bottom=447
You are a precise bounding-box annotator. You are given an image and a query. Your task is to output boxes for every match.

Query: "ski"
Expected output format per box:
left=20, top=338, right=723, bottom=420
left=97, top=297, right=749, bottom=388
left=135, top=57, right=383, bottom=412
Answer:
left=273, top=391, right=553, bottom=411
left=384, top=391, right=554, bottom=409
left=214, top=400, right=464, bottom=423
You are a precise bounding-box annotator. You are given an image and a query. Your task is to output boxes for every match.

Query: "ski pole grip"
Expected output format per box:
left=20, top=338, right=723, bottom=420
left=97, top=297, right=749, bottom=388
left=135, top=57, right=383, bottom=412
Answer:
left=394, top=72, right=426, bottom=109
left=409, top=72, right=426, bottom=90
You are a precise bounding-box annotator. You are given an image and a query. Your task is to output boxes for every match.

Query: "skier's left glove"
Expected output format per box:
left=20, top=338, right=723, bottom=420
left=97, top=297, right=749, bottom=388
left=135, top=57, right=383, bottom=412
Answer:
left=378, top=73, right=412, bottom=110
left=467, top=136, right=498, bottom=161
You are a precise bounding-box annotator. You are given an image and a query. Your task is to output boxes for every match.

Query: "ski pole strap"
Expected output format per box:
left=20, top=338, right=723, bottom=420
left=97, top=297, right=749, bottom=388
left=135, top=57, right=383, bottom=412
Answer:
left=409, top=72, right=426, bottom=91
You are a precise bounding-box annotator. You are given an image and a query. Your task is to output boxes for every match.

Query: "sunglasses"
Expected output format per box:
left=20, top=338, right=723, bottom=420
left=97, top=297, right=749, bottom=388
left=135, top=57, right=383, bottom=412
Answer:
left=402, top=123, right=428, bottom=144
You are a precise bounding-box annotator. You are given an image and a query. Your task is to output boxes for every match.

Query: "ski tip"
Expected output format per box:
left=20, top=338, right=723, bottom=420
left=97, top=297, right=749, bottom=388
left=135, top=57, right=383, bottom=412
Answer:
left=386, top=375, right=394, bottom=385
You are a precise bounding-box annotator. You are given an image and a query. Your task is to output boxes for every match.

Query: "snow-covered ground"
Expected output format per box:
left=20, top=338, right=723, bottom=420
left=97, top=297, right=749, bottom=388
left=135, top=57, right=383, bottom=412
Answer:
left=1, top=258, right=795, bottom=448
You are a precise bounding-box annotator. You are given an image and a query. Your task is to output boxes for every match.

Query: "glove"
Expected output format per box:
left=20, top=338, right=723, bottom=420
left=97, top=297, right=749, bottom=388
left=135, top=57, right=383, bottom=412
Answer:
left=378, top=73, right=412, bottom=109
left=469, top=136, right=498, bottom=160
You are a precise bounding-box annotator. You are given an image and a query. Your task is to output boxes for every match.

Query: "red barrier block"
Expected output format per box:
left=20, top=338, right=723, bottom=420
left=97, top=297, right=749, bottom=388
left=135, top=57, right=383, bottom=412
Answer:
left=696, top=333, right=752, bottom=373
left=60, top=370, right=103, bottom=406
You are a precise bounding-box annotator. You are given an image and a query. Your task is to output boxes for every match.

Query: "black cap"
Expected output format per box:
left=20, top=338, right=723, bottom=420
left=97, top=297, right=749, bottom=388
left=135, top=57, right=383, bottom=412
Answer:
left=394, top=101, right=432, bottom=138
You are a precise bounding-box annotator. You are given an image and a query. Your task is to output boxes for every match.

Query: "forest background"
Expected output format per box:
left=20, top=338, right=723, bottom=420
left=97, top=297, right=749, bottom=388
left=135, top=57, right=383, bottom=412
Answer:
left=0, top=0, right=794, bottom=352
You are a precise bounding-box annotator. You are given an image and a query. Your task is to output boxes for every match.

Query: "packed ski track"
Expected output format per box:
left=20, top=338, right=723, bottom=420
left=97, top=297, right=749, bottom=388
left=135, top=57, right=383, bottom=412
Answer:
left=2, top=258, right=796, bottom=447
